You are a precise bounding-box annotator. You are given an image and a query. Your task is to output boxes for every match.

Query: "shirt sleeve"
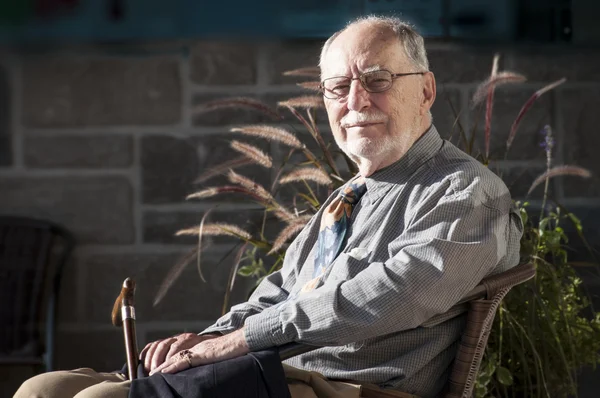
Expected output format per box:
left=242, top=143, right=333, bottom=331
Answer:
left=199, top=213, right=322, bottom=336
left=243, top=178, right=523, bottom=350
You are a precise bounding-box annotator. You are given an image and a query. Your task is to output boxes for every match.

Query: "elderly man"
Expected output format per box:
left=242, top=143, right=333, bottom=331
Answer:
left=15, top=15, right=522, bottom=398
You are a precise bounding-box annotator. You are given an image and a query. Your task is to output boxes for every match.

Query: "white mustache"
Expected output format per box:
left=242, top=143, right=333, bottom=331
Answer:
left=341, top=112, right=388, bottom=127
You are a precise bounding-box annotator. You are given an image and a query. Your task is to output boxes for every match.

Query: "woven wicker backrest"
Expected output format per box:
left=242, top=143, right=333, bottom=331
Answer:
left=0, top=216, right=74, bottom=367
left=444, top=263, right=536, bottom=398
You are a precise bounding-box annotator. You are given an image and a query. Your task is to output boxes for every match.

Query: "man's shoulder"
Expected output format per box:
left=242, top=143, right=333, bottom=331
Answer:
left=426, top=140, right=511, bottom=206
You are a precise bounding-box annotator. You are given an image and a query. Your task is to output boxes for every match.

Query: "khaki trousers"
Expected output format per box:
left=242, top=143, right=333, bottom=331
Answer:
left=14, top=365, right=417, bottom=398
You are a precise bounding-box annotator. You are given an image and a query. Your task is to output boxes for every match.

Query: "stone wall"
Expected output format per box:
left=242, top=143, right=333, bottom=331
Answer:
left=1, top=39, right=599, bottom=395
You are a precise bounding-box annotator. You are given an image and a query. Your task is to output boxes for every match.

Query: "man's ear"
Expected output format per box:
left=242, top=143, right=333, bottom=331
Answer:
left=420, top=71, right=436, bottom=115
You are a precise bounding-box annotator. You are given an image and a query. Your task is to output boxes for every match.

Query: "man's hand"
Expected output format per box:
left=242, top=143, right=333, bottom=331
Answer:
left=140, top=332, right=220, bottom=373
left=150, top=328, right=250, bottom=375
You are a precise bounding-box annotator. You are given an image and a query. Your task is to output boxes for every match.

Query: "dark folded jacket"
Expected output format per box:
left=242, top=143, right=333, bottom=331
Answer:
left=120, top=349, right=291, bottom=398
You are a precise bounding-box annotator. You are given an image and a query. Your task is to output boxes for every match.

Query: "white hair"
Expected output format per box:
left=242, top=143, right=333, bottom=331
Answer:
left=319, top=15, right=430, bottom=73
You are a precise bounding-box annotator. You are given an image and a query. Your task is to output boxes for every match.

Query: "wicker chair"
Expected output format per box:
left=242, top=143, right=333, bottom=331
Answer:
left=0, top=216, right=75, bottom=372
left=278, top=262, right=536, bottom=398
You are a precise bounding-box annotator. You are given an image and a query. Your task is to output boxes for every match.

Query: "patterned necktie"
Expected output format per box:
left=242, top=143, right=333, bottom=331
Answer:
left=301, top=175, right=367, bottom=292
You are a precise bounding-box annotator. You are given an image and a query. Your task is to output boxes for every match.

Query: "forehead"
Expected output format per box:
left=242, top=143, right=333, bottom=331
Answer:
left=321, top=26, right=409, bottom=76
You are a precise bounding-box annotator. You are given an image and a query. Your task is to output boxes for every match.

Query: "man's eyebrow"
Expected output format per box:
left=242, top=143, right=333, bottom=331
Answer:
left=362, top=65, right=384, bottom=73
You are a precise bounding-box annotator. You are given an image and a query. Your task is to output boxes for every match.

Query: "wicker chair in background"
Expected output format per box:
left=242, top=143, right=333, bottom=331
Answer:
left=0, top=216, right=75, bottom=373
left=278, top=262, right=536, bottom=398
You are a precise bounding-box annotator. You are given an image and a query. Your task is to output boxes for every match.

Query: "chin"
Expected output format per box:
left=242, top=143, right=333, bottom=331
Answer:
left=346, top=137, right=389, bottom=159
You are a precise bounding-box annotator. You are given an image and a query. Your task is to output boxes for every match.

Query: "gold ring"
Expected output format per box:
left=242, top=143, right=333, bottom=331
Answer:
left=179, top=349, right=193, bottom=367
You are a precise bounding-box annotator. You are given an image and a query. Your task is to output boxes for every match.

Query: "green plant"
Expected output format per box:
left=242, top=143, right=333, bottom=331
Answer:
left=157, top=57, right=600, bottom=397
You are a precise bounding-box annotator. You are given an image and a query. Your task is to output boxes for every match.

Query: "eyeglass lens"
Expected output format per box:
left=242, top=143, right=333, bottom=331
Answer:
left=323, top=70, right=393, bottom=99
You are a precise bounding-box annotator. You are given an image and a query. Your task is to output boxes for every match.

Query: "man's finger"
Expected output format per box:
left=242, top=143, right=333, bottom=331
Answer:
left=150, top=354, right=190, bottom=375
left=165, top=343, right=183, bottom=361
left=143, top=342, right=159, bottom=372
left=139, top=340, right=154, bottom=360
left=150, top=338, right=176, bottom=372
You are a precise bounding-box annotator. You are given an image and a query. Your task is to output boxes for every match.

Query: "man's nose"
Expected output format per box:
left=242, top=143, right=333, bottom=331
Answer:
left=346, top=80, right=370, bottom=112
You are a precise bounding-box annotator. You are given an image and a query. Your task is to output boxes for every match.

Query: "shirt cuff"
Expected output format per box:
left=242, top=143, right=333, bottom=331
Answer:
left=243, top=306, right=294, bottom=350
left=198, top=326, right=231, bottom=336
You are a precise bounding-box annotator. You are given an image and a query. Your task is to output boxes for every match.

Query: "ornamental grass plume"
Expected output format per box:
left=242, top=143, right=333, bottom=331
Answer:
left=296, top=81, right=321, bottom=91
left=230, top=140, right=273, bottom=168
left=506, top=78, right=566, bottom=153
left=527, top=165, right=592, bottom=196
left=194, top=97, right=283, bottom=120
left=279, top=167, right=333, bottom=186
left=471, top=71, right=527, bottom=107
left=278, top=96, right=325, bottom=109
left=194, top=156, right=253, bottom=184
left=186, top=185, right=270, bottom=203
left=230, top=125, right=304, bottom=149
left=272, top=209, right=301, bottom=223
left=176, top=223, right=252, bottom=240
left=483, top=54, right=500, bottom=161
left=268, top=216, right=312, bottom=255
left=226, top=170, right=274, bottom=204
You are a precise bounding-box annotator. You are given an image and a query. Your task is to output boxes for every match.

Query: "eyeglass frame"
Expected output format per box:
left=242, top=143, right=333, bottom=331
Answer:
left=318, top=69, right=427, bottom=100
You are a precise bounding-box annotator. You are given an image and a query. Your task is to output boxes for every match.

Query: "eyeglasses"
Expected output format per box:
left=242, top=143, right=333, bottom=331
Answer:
left=319, top=69, right=426, bottom=100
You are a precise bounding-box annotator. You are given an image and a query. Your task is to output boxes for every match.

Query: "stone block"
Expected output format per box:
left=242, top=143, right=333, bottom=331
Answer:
left=141, top=135, right=199, bottom=204
left=0, top=63, right=10, bottom=167
left=559, top=88, right=600, bottom=198
left=81, top=250, right=251, bottom=324
left=142, top=134, right=272, bottom=204
left=56, top=255, right=81, bottom=323
left=143, top=207, right=268, bottom=245
left=427, top=47, right=499, bottom=84
left=190, top=41, right=257, bottom=85
left=22, top=56, right=181, bottom=127
left=468, top=87, right=553, bottom=162
left=24, top=134, right=133, bottom=168
left=512, top=50, right=600, bottom=82
left=55, top=330, right=124, bottom=372
left=0, top=176, right=134, bottom=244
left=265, top=41, right=323, bottom=84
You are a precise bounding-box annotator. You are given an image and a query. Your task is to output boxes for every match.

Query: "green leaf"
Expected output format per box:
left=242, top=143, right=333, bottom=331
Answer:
left=237, top=265, right=255, bottom=277
left=520, top=206, right=529, bottom=226
left=539, top=217, right=549, bottom=232
left=496, top=366, right=514, bottom=386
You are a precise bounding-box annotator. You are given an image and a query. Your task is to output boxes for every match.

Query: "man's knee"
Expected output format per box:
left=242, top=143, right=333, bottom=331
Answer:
left=13, top=368, right=126, bottom=398
left=72, top=380, right=130, bottom=398
left=14, top=370, right=79, bottom=398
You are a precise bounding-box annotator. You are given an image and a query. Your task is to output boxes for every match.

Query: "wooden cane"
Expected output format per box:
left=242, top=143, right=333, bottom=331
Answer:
left=111, top=278, right=139, bottom=380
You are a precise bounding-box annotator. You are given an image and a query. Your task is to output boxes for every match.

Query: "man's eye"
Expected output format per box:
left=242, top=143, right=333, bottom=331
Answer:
left=367, top=78, right=389, bottom=87
left=332, top=84, right=349, bottom=92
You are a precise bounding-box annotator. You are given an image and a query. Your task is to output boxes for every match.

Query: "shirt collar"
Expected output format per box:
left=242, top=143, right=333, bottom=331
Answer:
left=362, top=124, right=444, bottom=204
